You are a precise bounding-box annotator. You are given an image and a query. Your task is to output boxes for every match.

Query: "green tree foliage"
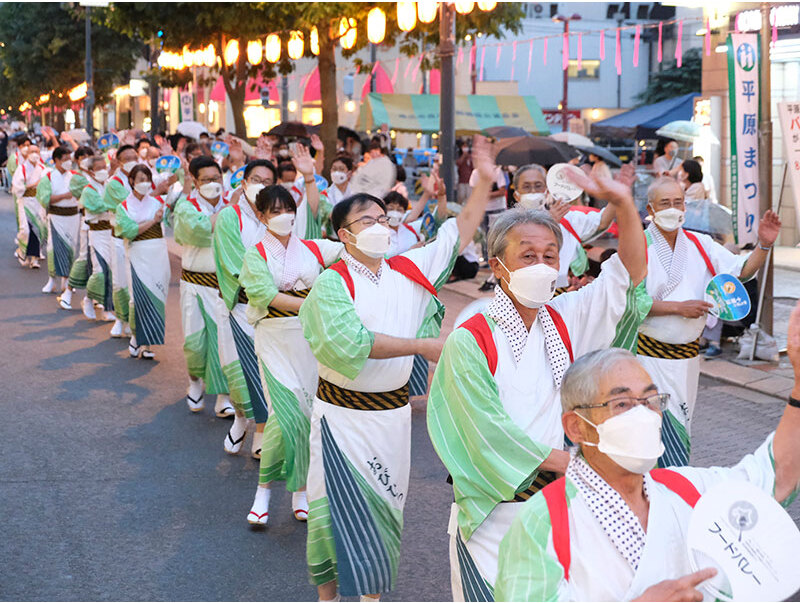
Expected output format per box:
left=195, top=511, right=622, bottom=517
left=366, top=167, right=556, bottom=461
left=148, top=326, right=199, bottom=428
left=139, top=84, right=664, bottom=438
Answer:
left=0, top=3, right=140, bottom=116
left=636, top=47, right=702, bottom=105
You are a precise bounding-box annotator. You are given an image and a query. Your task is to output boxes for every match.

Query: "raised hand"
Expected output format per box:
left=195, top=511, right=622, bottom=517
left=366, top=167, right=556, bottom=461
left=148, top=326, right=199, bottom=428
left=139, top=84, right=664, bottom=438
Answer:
left=291, top=143, right=315, bottom=177
left=471, top=135, right=497, bottom=182
left=567, top=167, right=633, bottom=208
left=758, top=209, right=782, bottom=247
left=615, top=163, right=636, bottom=189
left=310, top=134, right=324, bottom=152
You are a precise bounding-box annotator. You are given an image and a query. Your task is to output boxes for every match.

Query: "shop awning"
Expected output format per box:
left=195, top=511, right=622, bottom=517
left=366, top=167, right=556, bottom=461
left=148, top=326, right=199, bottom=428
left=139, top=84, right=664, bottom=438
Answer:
left=209, top=75, right=278, bottom=103
left=590, top=92, right=699, bottom=140
left=360, top=62, right=395, bottom=100
left=358, top=93, right=550, bottom=135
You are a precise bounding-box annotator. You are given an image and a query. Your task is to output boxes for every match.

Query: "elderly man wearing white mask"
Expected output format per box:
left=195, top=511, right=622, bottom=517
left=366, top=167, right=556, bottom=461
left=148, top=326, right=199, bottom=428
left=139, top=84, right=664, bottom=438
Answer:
left=428, top=168, right=648, bottom=602
left=495, top=337, right=800, bottom=602
left=637, top=177, right=781, bottom=468
left=512, top=164, right=616, bottom=291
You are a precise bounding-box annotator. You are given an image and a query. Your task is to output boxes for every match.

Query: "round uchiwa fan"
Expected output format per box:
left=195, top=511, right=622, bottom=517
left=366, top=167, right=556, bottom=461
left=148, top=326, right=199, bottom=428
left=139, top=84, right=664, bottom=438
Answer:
left=349, top=155, right=397, bottom=199
left=229, top=165, right=246, bottom=190
left=154, top=155, right=181, bottom=174
left=687, top=479, right=800, bottom=601
left=97, top=133, right=119, bottom=150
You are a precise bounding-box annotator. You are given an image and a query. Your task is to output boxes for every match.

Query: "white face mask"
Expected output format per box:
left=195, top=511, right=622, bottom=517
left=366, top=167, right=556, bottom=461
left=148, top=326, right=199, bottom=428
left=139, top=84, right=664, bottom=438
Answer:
left=245, top=182, right=265, bottom=203
left=651, top=206, right=685, bottom=232
left=134, top=181, right=152, bottom=196
left=281, top=181, right=295, bottom=191
left=79, top=157, right=92, bottom=171
left=122, top=161, right=138, bottom=174
left=517, top=192, right=547, bottom=210
left=386, top=210, right=405, bottom=227
left=278, top=149, right=290, bottom=158
left=199, top=182, right=223, bottom=201
left=346, top=223, right=391, bottom=259
left=331, top=170, right=348, bottom=185
left=60, top=160, right=73, bottom=171
left=28, top=153, right=40, bottom=165
left=267, top=212, right=296, bottom=237
left=138, top=147, right=149, bottom=159
left=93, top=169, right=109, bottom=183
left=497, top=258, right=558, bottom=308
left=578, top=405, right=665, bottom=474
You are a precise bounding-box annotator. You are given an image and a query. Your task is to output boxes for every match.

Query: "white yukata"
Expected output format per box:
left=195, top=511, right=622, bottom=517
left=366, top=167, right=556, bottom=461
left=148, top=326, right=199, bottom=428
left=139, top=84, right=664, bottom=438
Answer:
left=638, top=225, right=747, bottom=467
left=557, top=209, right=605, bottom=289
left=239, top=234, right=343, bottom=490
left=387, top=219, right=424, bottom=258
left=321, top=182, right=351, bottom=206
left=82, top=178, right=114, bottom=312
left=13, top=159, right=46, bottom=258
left=299, top=218, right=462, bottom=597
left=105, top=172, right=133, bottom=325
left=495, top=435, right=797, bottom=602
left=38, top=167, right=80, bottom=278
left=428, top=254, right=643, bottom=602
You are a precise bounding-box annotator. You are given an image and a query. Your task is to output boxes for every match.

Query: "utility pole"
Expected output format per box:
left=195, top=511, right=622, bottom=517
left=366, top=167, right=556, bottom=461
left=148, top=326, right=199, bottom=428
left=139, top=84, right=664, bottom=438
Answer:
left=554, top=13, right=581, bottom=133
left=758, top=2, right=773, bottom=334
left=280, top=75, right=289, bottom=122
left=84, top=6, right=94, bottom=143
left=370, top=43, right=377, bottom=93
left=439, top=2, right=456, bottom=202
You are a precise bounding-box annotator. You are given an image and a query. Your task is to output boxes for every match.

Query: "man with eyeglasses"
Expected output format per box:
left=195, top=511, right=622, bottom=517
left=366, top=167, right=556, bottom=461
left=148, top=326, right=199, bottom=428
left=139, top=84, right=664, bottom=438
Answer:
left=637, top=177, right=781, bottom=468
left=496, top=342, right=800, bottom=602
left=513, top=164, right=616, bottom=291
left=297, top=136, right=498, bottom=602
left=427, top=167, right=648, bottom=602
left=173, top=156, right=234, bottom=419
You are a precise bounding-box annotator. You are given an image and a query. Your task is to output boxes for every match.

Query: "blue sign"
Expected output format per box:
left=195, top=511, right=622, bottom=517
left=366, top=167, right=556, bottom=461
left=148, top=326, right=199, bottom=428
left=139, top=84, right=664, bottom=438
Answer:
left=210, top=141, right=229, bottom=157
left=154, top=155, right=181, bottom=173
left=705, top=273, right=752, bottom=321
left=97, top=133, right=119, bottom=150
left=314, top=173, right=328, bottom=192
left=230, top=165, right=246, bottom=189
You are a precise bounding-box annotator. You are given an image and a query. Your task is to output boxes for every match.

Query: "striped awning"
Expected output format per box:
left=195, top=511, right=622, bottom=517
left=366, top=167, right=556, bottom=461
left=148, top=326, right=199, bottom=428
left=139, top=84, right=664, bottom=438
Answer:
left=358, top=93, right=550, bottom=135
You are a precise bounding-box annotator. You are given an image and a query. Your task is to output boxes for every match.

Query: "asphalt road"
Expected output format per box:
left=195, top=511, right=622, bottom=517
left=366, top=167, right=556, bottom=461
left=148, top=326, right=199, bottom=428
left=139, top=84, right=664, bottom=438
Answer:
left=0, top=191, right=797, bottom=601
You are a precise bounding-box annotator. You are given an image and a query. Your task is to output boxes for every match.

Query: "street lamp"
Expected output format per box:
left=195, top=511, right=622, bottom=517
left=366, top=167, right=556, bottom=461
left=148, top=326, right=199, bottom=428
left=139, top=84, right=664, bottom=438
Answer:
left=553, top=13, right=581, bottom=133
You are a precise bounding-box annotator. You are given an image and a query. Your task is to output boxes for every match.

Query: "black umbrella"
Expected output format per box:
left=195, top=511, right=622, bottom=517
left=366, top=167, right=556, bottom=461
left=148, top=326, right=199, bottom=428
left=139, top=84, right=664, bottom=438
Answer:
left=495, top=136, right=578, bottom=167
left=575, top=144, right=623, bottom=168
left=268, top=121, right=319, bottom=138
left=483, top=126, right=531, bottom=139
left=337, top=125, right=360, bottom=142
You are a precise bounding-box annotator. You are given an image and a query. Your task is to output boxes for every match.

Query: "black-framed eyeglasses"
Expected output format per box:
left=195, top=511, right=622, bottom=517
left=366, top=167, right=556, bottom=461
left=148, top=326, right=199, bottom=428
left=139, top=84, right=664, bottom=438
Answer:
left=343, top=215, right=390, bottom=229
left=574, top=393, right=669, bottom=416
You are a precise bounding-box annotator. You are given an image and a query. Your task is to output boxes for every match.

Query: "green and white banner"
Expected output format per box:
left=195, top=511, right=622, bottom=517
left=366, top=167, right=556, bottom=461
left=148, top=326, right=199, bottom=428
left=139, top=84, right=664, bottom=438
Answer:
left=727, top=33, right=760, bottom=246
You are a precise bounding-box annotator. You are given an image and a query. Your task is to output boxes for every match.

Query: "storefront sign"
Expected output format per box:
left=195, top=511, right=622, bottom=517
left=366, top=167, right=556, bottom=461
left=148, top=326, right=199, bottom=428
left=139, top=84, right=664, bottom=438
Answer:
left=776, top=101, right=800, bottom=237
left=179, top=91, right=194, bottom=122
left=727, top=33, right=760, bottom=246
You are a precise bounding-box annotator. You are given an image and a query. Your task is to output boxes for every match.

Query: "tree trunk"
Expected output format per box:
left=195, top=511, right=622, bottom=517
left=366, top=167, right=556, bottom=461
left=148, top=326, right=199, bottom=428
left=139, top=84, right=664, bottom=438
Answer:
left=318, top=21, right=338, bottom=180
left=220, top=35, right=248, bottom=138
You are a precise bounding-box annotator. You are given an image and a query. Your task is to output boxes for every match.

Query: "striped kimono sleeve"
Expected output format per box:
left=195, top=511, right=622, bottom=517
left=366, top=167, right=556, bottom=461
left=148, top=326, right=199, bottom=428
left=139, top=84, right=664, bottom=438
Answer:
left=301, top=193, right=333, bottom=239
left=69, top=173, right=88, bottom=200
left=103, top=178, right=128, bottom=210
left=36, top=175, right=52, bottom=208
left=114, top=204, right=140, bottom=240
left=611, top=280, right=653, bottom=352
left=427, top=325, right=553, bottom=541
left=80, top=186, right=105, bottom=214
left=212, top=206, right=246, bottom=311
left=298, top=269, right=374, bottom=381
left=173, top=197, right=212, bottom=247
left=495, top=485, right=576, bottom=602
left=239, top=246, right=279, bottom=313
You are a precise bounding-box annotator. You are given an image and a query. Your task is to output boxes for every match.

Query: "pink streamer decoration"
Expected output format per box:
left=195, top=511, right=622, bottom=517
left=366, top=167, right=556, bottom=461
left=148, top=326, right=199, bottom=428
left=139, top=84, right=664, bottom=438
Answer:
left=479, top=46, right=486, bottom=81
left=577, top=33, right=583, bottom=70
left=411, top=55, right=423, bottom=83
left=543, top=37, right=548, bottom=66
left=658, top=22, right=663, bottom=63
left=773, top=14, right=778, bottom=46
left=391, top=57, right=400, bottom=86
left=510, top=40, right=517, bottom=80
left=371, top=60, right=380, bottom=75
left=355, top=64, right=361, bottom=75
left=600, top=30, right=605, bottom=60
left=735, top=12, right=741, bottom=33
left=704, top=17, right=711, bottom=56
left=615, top=28, right=621, bottom=75
left=676, top=20, right=683, bottom=67
left=495, top=44, right=502, bottom=67
left=457, top=46, right=464, bottom=67
left=562, top=33, right=569, bottom=70
left=633, top=25, right=640, bottom=67
left=527, top=40, right=533, bottom=79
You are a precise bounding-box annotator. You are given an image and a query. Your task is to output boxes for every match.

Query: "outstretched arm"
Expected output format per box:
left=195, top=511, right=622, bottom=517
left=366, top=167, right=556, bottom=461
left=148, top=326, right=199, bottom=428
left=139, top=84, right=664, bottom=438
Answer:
left=774, top=300, right=800, bottom=503
left=456, top=135, right=496, bottom=254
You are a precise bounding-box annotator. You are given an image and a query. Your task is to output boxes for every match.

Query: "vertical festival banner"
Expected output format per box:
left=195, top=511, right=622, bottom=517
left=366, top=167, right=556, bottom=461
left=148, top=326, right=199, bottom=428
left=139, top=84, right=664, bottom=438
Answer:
left=727, top=33, right=760, bottom=246
left=179, top=91, right=194, bottom=122
left=777, top=102, right=800, bottom=235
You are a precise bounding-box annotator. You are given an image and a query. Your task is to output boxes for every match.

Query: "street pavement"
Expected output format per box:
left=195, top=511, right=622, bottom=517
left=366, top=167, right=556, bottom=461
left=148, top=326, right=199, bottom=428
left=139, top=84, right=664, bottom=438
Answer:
left=0, top=191, right=798, bottom=602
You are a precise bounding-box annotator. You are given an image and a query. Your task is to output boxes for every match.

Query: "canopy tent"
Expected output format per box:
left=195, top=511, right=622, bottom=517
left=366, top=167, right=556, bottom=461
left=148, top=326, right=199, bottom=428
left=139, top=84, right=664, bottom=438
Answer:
left=590, top=92, right=699, bottom=140
left=358, top=92, right=550, bottom=135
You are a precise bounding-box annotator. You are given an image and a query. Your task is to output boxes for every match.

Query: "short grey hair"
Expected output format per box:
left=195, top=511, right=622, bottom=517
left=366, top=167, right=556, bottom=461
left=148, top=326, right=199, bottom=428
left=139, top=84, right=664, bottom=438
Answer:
left=647, top=176, right=683, bottom=203
left=560, top=348, right=637, bottom=412
left=487, top=208, right=563, bottom=260
left=513, top=164, right=547, bottom=190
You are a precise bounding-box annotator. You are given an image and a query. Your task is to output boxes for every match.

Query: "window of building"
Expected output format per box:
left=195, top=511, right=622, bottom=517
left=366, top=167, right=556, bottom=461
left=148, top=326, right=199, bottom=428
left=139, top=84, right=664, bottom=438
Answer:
left=568, top=59, right=601, bottom=79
